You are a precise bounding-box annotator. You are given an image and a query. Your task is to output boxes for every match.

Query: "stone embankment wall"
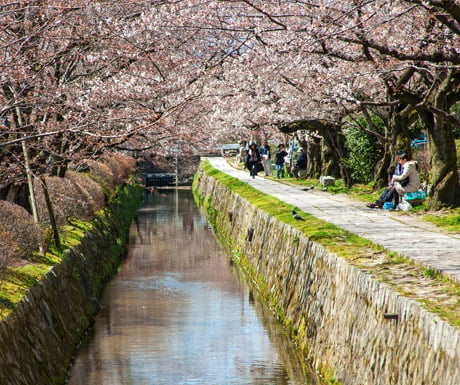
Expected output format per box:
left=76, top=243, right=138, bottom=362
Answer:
left=195, top=172, right=460, bottom=385
left=0, top=185, right=143, bottom=385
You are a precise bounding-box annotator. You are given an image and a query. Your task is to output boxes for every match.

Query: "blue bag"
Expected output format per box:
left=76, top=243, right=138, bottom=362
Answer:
left=404, top=190, right=426, bottom=201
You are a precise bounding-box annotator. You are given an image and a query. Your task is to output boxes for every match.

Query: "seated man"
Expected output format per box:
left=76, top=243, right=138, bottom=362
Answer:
left=292, top=148, right=307, bottom=178
left=367, top=149, right=420, bottom=209
left=391, top=149, right=420, bottom=197
left=367, top=161, right=403, bottom=209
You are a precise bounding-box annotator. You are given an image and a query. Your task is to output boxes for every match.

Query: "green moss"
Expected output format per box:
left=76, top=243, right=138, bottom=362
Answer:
left=423, top=268, right=437, bottom=278
left=317, top=363, right=343, bottom=385
left=293, top=236, right=300, bottom=247
left=0, top=262, right=52, bottom=318
left=387, top=252, right=412, bottom=264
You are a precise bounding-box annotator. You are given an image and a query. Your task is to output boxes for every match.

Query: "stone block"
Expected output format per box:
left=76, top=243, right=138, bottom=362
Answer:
left=320, top=175, right=335, bottom=187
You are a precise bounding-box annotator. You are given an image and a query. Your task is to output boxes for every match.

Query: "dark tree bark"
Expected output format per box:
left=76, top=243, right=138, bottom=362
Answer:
left=295, top=134, right=321, bottom=178
left=417, top=109, right=460, bottom=208
left=279, top=119, right=353, bottom=187
left=0, top=182, right=32, bottom=213
left=366, top=68, right=420, bottom=187
left=39, top=177, right=61, bottom=250
left=307, top=136, right=322, bottom=178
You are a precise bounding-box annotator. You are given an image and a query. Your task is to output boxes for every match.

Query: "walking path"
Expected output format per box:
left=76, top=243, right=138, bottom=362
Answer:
left=207, top=157, right=460, bottom=284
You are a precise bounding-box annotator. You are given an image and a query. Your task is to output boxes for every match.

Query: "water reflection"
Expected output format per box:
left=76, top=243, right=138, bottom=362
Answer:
left=66, top=189, right=319, bottom=385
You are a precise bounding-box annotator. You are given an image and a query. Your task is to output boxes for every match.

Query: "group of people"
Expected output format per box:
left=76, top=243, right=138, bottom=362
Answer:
left=242, top=142, right=421, bottom=210
left=241, top=141, right=307, bottom=179
left=241, top=141, right=421, bottom=211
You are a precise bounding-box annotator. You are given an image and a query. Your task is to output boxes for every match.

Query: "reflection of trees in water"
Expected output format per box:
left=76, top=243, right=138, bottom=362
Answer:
left=229, top=266, right=319, bottom=385
left=182, top=208, right=194, bottom=232
left=126, top=189, right=234, bottom=286
left=131, top=217, right=230, bottom=284
left=67, top=188, right=319, bottom=385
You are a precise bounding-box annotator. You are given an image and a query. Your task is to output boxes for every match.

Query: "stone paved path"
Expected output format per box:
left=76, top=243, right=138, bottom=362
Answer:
left=207, top=157, right=460, bottom=284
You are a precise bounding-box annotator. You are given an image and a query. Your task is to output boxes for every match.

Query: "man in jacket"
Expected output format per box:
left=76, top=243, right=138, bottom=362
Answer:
left=391, top=149, right=420, bottom=195
left=246, top=142, right=262, bottom=179
left=259, top=141, right=272, bottom=176
left=275, top=144, right=288, bottom=179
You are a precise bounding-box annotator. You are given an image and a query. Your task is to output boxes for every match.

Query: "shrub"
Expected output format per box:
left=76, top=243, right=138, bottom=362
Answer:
left=0, top=228, right=21, bottom=269
left=65, top=171, right=105, bottom=212
left=87, top=160, right=117, bottom=195
left=102, top=152, right=136, bottom=183
left=0, top=201, right=44, bottom=259
left=34, top=176, right=95, bottom=225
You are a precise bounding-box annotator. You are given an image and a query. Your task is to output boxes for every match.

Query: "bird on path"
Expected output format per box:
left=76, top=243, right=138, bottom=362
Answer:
left=292, top=210, right=305, bottom=221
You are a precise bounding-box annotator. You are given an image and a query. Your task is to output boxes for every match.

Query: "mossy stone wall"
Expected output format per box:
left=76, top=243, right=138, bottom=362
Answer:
left=195, top=171, right=460, bottom=385
left=0, top=185, right=143, bottom=385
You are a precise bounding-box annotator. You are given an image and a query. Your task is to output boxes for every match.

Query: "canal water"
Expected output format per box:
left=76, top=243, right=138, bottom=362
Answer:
left=66, top=189, right=319, bottom=385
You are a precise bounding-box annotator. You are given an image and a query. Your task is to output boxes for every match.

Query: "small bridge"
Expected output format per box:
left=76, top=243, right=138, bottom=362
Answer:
left=143, top=173, right=177, bottom=187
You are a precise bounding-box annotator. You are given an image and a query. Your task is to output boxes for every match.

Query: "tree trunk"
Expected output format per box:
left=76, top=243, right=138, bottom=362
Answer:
left=321, top=140, right=340, bottom=178
left=371, top=101, right=415, bottom=188
left=322, top=128, right=352, bottom=187
left=11, top=88, right=41, bottom=220
left=376, top=105, right=415, bottom=186
left=296, top=135, right=322, bottom=178
left=419, top=111, right=460, bottom=208
left=20, top=134, right=40, bottom=224
left=417, top=69, right=460, bottom=208
left=306, top=137, right=322, bottom=178
left=373, top=147, right=392, bottom=187
left=40, top=177, right=61, bottom=250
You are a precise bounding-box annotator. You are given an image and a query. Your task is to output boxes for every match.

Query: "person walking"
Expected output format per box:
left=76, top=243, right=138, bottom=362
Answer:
left=259, top=140, right=272, bottom=176
left=246, top=142, right=262, bottom=179
left=275, top=144, right=288, bottom=179
left=236, top=140, right=247, bottom=164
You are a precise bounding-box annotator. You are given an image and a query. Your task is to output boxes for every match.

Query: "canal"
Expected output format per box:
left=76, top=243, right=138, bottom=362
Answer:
left=66, top=189, right=320, bottom=385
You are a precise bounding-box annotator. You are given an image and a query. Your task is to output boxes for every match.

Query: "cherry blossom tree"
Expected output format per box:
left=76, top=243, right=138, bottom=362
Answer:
left=1, top=0, right=459, bottom=210
left=195, top=0, right=460, bottom=205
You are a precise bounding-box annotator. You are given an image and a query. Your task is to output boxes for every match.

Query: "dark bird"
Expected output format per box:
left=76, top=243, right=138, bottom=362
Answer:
left=292, top=210, right=305, bottom=221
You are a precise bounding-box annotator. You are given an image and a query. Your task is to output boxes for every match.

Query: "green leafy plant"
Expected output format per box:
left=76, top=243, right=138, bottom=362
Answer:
left=342, top=116, right=385, bottom=184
